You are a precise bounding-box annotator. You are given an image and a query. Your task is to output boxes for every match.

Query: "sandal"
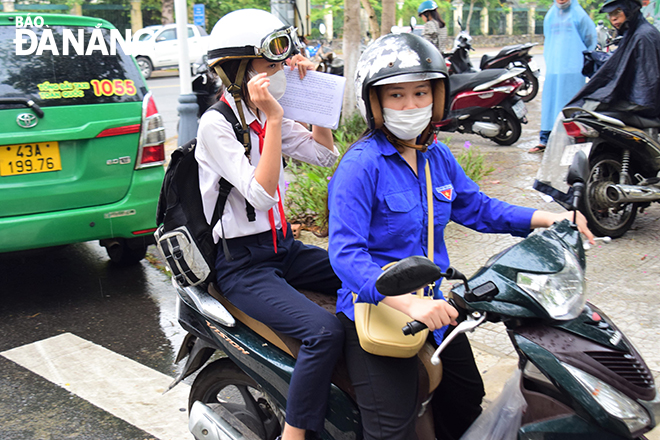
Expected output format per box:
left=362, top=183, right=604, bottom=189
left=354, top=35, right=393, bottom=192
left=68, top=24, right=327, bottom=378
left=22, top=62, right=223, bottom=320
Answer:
left=528, top=145, right=546, bottom=154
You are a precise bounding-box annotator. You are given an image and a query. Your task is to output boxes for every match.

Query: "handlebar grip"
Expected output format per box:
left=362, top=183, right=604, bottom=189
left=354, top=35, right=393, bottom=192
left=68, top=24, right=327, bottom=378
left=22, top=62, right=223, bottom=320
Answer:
left=402, top=320, right=428, bottom=336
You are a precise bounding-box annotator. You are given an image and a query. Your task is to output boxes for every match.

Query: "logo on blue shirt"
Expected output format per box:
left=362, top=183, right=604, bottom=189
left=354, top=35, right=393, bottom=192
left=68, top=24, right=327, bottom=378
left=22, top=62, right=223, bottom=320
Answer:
left=436, top=184, right=454, bottom=201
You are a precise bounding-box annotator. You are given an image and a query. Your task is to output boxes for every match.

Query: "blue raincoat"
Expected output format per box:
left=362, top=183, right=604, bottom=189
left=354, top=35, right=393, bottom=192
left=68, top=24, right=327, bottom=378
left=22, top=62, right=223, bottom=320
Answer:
left=541, top=0, right=597, bottom=132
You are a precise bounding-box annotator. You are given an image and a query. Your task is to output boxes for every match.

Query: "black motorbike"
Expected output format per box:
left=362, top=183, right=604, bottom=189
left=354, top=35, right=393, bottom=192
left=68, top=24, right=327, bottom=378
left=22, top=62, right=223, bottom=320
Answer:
left=166, top=153, right=659, bottom=439
left=444, top=22, right=540, bottom=102
left=557, top=106, right=660, bottom=238
left=192, top=55, right=221, bottom=118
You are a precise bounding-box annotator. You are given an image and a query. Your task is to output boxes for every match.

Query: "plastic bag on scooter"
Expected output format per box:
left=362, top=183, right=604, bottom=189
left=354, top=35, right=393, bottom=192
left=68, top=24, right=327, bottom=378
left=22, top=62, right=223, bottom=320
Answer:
left=459, top=369, right=527, bottom=440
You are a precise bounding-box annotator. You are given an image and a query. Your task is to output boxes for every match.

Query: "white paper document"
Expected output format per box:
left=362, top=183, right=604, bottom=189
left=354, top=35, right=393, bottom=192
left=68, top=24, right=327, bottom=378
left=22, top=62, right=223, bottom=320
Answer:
left=279, top=68, right=346, bottom=130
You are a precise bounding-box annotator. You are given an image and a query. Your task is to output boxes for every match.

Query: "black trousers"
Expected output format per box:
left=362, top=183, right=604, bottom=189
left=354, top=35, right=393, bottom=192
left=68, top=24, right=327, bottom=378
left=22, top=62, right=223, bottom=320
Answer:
left=216, top=226, right=344, bottom=432
left=339, top=313, right=484, bottom=440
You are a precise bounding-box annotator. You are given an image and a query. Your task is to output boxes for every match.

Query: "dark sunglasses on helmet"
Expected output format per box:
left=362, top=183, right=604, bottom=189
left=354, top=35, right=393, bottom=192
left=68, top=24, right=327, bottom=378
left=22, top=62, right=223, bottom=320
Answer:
left=258, top=26, right=302, bottom=61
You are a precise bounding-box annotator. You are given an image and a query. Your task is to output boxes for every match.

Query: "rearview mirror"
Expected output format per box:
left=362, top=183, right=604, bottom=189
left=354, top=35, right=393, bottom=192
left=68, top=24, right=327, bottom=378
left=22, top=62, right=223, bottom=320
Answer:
left=567, top=151, right=589, bottom=186
left=375, top=256, right=442, bottom=296
left=319, top=23, right=326, bottom=35
left=410, top=17, right=417, bottom=28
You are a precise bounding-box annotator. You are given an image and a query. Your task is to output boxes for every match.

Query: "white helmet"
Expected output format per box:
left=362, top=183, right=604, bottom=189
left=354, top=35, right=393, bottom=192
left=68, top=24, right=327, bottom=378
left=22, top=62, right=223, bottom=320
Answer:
left=207, top=9, right=301, bottom=68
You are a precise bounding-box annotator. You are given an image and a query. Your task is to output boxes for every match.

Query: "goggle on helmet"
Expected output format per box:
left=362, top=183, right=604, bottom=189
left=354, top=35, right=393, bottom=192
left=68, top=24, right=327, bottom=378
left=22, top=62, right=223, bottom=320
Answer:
left=207, top=9, right=302, bottom=67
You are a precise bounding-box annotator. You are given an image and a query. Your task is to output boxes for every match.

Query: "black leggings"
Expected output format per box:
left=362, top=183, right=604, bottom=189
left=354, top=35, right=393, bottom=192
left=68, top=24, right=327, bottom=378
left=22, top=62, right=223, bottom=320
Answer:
left=339, top=313, right=484, bottom=440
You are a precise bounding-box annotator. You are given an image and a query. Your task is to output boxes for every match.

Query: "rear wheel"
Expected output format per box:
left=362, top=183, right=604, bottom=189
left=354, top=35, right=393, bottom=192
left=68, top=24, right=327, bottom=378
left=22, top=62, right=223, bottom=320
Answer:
left=515, top=68, right=539, bottom=102
left=189, top=359, right=281, bottom=440
left=492, top=109, right=522, bottom=146
left=581, top=153, right=637, bottom=238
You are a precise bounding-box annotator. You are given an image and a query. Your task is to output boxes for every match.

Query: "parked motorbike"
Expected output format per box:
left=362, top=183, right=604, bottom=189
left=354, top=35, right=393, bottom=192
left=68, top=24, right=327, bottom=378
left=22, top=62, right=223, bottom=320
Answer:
left=166, top=154, right=658, bottom=440
left=558, top=106, right=660, bottom=238
left=444, top=21, right=540, bottom=102
left=192, top=55, right=221, bottom=118
left=437, top=67, right=528, bottom=145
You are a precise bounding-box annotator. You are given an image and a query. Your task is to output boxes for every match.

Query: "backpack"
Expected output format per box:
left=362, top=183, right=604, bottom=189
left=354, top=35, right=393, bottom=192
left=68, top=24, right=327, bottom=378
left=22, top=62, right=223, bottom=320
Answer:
left=154, top=100, right=254, bottom=287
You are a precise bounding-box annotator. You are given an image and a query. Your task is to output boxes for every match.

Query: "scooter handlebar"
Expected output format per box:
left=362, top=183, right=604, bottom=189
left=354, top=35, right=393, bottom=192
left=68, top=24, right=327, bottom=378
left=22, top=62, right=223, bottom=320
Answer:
left=401, top=298, right=467, bottom=336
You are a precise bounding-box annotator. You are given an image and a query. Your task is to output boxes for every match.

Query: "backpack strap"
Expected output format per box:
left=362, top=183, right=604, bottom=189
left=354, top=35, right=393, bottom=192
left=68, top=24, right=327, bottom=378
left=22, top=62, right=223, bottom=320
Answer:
left=206, top=100, right=257, bottom=262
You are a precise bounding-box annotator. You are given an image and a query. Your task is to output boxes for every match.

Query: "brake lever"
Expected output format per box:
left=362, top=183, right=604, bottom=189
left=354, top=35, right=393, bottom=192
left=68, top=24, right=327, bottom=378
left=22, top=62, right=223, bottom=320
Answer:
left=430, top=311, right=486, bottom=365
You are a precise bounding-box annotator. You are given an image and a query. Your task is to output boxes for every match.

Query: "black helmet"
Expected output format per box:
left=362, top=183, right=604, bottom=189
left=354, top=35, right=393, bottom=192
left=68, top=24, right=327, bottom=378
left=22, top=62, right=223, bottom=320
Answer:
left=600, top=0, right=641, bottom=13
left=355, top=33, right=449, bottom=132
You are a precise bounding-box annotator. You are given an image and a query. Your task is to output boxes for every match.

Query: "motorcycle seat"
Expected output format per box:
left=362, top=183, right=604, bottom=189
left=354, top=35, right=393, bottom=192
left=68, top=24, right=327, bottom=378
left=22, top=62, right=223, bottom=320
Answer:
left=207, top=283, right=443, bottom=398
left=599, top=111, right=660, bottom=129
left=449, top=69, right=507, bottom=95
left=480, top=44, right=526, bottom=68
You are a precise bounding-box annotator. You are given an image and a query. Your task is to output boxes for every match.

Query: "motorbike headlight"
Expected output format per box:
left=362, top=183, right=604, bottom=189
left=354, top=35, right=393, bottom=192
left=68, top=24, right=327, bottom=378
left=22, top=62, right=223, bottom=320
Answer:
left=562, top=362, right=651, bottom=434
left=516, top=249, right=585, bottom=320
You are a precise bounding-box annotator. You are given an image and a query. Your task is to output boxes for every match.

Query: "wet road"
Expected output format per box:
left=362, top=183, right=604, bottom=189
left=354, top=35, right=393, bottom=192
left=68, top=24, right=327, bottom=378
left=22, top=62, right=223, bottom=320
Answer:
left=0, top=243, right=188, bottom=439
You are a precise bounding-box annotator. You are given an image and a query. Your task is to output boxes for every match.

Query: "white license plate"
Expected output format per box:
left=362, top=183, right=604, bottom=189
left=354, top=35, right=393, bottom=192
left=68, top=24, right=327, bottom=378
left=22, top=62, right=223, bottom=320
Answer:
left=528, top=59, right=540, bottom=76
left=512, top=100, right=527, bottom=119
left=560, top=142, right=593, bottom=166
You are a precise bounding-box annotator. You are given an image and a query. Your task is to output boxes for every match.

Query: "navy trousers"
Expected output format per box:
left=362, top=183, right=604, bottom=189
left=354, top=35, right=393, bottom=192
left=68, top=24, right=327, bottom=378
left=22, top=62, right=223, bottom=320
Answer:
left=339, top=313, right=484, bottom=440
left=215, top=225, right=344, bottom=432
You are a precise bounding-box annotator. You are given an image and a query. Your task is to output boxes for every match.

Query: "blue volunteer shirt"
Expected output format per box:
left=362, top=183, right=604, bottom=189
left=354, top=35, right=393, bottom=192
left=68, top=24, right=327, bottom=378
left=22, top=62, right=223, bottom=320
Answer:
left=328, top=131, right=536, bottom=344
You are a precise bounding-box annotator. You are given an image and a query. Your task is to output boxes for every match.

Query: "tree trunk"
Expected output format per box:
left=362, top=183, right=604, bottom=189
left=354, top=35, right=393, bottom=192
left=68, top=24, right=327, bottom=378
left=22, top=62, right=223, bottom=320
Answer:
left=360, top=0, right=380, bottom=39
left=162, top=0, right=174, bottom=24
left=342, top=0, right=361, bottom=121
left=465, top=0, right=476, bottom=33
left=381, top=0, right=396, bottom=35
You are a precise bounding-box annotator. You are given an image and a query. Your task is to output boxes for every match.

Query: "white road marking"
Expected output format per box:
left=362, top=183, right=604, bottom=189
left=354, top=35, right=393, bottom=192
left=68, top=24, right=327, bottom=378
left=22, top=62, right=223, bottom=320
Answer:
left=1, top=333, right=193, bottom=440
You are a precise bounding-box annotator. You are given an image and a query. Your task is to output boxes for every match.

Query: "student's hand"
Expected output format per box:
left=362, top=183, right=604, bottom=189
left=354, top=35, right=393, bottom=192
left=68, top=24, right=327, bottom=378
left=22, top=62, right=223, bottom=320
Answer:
left=287, top=54, right=316, bottom=79
left=408, top=298, right=458, bottom=331
left=531, top=210, right=595, bottom=245
left=247, top=72, right=283, bottom=121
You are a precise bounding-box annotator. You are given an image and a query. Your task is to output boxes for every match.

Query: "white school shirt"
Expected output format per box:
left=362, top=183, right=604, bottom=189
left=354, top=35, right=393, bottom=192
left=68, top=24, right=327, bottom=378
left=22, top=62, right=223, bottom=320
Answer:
left=195, top=91, right=339, bottom=243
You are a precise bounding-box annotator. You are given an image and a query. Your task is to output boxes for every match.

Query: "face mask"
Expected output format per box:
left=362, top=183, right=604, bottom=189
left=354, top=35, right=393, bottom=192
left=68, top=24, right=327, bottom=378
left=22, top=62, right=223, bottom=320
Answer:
left=247, top=68, right=287, bottom=101
left=557, top=0, right=571, bottom=9
left=382, top=103, right=433, bottom=141
left=267, top=70, right=287, bottom=100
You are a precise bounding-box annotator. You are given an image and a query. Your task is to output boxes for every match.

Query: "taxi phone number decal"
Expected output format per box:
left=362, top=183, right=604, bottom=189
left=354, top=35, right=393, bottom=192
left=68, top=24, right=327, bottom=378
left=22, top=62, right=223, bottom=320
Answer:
left=36, top=79, right=137, bottom=99
left=90, top=79, right=137, bottom=97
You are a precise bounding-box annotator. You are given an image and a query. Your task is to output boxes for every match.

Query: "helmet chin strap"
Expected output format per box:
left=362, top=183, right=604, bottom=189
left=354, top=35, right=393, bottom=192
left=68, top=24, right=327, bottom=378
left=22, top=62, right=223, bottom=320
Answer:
left=382, top=125, right=433, bottom=153
left=214, top=59, right=252, bottom=155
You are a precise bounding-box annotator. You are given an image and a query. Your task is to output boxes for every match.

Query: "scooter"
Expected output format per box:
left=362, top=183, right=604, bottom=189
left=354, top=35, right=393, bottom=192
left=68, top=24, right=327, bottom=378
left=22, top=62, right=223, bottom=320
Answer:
left=553, top=106, right=660, bottom=238
left=167, top=154, right=659, bottom=440
left=444, top=21, right=540, bottom=102
left=437, top=67, right=528, bottom=146
left=191, top=55, right=221, bottom=118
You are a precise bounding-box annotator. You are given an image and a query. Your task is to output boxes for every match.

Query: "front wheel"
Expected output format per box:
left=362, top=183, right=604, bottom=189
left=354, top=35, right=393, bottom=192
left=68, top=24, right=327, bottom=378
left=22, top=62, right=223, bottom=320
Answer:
left=581, top=153, right=637, bottom=238
left=491, top=109, right=522, bottom=146
left=189, top=358, right=281, bottom=440
left=136, top=56, right=153, bottom=79
left=515, top=68, right=539, bottom=102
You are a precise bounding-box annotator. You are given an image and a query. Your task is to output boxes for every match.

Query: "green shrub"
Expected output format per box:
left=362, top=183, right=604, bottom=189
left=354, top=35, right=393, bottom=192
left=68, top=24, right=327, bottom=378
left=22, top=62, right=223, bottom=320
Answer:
left=453, top=140, right=495, bottom=183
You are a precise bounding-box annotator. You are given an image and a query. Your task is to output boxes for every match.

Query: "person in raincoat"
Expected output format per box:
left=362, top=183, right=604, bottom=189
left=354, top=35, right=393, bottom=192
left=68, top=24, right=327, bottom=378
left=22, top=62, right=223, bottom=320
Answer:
left=528, top=0, right=596, bottom=153
left=569, top=0, right=660, bottom=118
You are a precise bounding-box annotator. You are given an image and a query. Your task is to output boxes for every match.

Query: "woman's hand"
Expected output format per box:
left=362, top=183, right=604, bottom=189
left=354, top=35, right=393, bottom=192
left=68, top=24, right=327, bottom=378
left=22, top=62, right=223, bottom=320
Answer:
left=381, top=295, right=458, bottom=331
left=287, top=54, right=316, bottom=79
left=531, top=210, right=596, bottom=244
left=247, top=72, right=283, bottom=121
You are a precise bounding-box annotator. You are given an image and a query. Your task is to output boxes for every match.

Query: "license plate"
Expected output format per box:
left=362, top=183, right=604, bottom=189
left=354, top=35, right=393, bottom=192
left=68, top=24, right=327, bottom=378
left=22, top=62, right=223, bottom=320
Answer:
left=560, top=142, right=593, bottom=166
left=528, top=59, right=540, bottom=77
left=512, top=100, right=527, bottom=119
left=0, top=142, right=62, bottom=176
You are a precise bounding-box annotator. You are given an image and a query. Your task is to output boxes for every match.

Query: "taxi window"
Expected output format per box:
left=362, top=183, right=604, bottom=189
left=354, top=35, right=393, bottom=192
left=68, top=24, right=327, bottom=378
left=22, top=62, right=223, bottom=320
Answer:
left=0, top=25, right=147, bottom=108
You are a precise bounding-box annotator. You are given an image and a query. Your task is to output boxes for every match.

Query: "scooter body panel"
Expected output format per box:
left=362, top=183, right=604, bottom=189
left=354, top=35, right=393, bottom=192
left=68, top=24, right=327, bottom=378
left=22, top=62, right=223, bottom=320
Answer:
left=177, top=293, right=363, bottom=438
